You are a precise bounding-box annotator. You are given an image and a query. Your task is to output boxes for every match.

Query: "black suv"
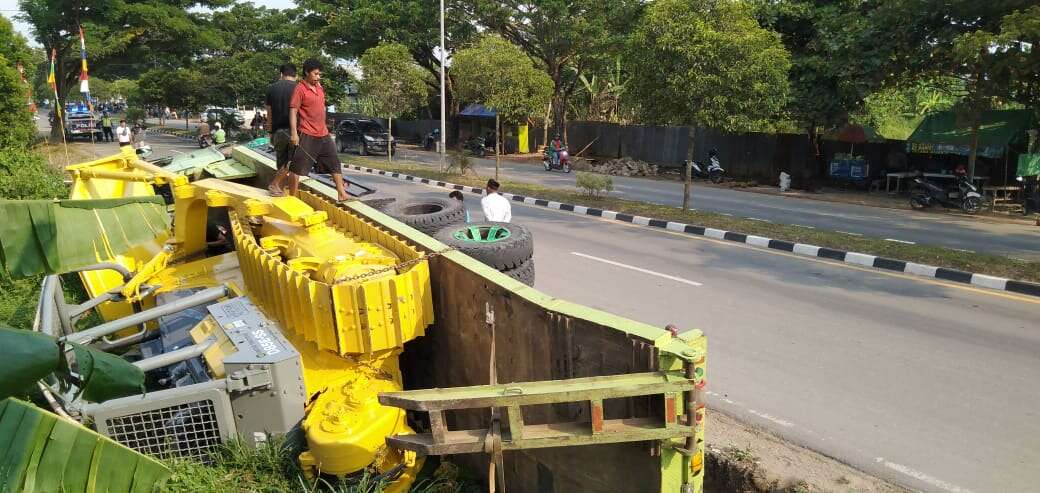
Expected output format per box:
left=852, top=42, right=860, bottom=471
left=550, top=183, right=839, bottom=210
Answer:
left=335, top=118, right=395, bottom=156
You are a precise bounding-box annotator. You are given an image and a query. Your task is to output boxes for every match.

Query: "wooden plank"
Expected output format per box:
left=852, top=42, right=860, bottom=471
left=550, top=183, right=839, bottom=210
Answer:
left=590, top=399, right=604, bottom=434
left=428, top=410, right=447, bottom=444
left=386, top=417, right=691, bottom=455
left=507, top=405, right=524, bottom=440
left=379, top=371, right=692, bottom=411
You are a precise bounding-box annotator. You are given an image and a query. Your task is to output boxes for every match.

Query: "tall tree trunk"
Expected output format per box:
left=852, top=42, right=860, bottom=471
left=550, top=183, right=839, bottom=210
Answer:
left=542, top=100, right=552, bottom=152
left=388, top=117, right=393, bottom=163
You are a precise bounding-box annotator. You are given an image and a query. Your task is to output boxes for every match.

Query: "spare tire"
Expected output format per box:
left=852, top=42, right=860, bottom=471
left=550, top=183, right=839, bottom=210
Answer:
left=436, top=222, right=533, bottom=270
left=385, top=197, right=465, bottom=235
left=502, top=258, right=535, bottom=286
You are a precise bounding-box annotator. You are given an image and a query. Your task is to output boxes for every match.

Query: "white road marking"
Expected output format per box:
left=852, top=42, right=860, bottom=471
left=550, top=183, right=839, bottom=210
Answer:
left=747, top=409, right=795, bottom=428
left=874, top=458, right=974, bottom=493
left=794, top=224, right=816, bottom=229
left=747, top=217, right=771, bottom=222
left=570, top=252, right=702, bottom=286
left=885, top=238, right=916, bottom=244
left=951, top=248, right=975, bottom=254
left=837, top=231, right=863, bottom=236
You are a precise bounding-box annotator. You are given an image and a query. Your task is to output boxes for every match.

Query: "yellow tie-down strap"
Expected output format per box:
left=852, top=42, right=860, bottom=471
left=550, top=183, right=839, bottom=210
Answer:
left=228, top=206, right=434, bottom=356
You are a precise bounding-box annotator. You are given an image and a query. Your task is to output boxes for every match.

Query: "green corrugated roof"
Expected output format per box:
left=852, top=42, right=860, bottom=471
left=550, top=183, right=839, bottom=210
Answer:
left=907, top=109, right=1036, bottom=147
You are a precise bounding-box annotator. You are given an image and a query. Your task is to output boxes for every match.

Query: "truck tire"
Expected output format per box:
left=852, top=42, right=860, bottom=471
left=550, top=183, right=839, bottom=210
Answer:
left=436, top=222, right=534, bottom=271
left=385, top=197, right=465, bottom=235
left=503, top=258, right=535, bottom=286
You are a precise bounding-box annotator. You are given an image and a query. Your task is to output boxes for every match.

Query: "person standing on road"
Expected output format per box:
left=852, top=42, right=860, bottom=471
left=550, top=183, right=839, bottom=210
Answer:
left=115, top=119, right=131, bottom=147
left=481, top=179, right=511, bottom=222
left=266, top=64, right=298, bottom=197
left=101, top=112, right=113, bottom=142
left=287, top=58, right=350, bottom=202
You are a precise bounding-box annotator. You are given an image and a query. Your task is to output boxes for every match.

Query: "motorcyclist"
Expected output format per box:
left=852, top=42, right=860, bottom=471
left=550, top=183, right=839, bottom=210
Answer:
left=549, top=134, right=564, bottom=165
left=213, top=122, right=227, bottom=144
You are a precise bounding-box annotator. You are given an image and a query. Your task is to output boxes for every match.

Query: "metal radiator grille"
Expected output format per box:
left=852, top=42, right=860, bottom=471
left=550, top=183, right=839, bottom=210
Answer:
left=104, top=399, right=223, bottom=463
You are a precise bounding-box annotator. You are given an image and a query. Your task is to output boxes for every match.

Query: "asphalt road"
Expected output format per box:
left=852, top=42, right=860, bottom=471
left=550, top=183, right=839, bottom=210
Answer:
left=367, top=148, right=1040, bottom=259
left=348, top=169, right=1040, bottom=493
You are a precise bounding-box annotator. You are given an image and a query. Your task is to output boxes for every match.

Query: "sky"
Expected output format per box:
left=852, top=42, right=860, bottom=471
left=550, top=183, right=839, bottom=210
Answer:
left=1, top=0, right=296, bottom=44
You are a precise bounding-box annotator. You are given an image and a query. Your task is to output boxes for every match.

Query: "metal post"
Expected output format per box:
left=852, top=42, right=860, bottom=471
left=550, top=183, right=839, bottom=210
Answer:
left=683, top=160, right=692, bottom=211
left=439, top=0, right=447, bottom=164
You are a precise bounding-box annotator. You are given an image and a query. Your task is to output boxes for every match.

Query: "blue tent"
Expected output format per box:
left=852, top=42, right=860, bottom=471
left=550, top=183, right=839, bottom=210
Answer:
left=459, top=104, right=496, bottom=118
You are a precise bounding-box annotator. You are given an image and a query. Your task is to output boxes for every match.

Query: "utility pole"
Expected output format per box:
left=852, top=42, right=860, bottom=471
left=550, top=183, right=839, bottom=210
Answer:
left=439, top=0, right=447, bottom=168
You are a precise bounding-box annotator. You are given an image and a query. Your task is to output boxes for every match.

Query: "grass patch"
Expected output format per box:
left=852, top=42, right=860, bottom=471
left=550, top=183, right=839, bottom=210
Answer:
left=344, top=157, right=1040, bottom=284
left=161, top=437, right=472, bottom=493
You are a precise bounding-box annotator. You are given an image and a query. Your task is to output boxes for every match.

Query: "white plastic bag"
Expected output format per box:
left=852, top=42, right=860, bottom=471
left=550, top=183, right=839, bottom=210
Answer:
left=779, top=172, right=791, bottom=192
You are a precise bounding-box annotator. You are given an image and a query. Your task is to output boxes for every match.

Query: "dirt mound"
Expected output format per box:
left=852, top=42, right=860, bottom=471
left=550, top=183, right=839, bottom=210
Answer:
left=592, top=157, right=659, bottom=176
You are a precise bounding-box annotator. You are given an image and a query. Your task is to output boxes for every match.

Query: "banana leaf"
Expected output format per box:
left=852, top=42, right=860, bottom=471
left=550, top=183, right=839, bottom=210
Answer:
left=0, top=398, right=171, bottom=493
left=0, top=327, right=60, bottom=400
left=0, top=197, right=168, bottom=279
left=70, top=342, right=145, bottom=403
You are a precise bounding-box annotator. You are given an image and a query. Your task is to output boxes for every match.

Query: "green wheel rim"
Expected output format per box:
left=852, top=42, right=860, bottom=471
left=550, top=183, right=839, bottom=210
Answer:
left=453, top=225, right=512, bottom=243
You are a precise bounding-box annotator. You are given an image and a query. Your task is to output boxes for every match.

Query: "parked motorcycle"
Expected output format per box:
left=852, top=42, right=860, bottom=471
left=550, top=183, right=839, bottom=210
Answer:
left=688, top=149, right=724, bottom=183
left=463, top=136, right=487, bottom=157
left=542, top=146, right=571, bottom=173
left=909, top=172, right=982, bottom=213
left=423, top=128, right=440, bottom=151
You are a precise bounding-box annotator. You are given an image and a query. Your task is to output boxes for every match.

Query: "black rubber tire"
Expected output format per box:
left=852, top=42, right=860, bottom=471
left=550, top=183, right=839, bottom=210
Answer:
left=361, top=197, right=396, bottom=211
left=709, top=170, right=723, bottom=184
left=436, top=222, right=534, bottom=270
left=385, top=197, right=466, bottom=235
left=359, top=141, right=369, bottom=156
left=338, top=139, right=346, bottom=153
left=909, top=192, right=928, bottom=209
left=502, top=258, right=535, bottom=286
left=962, top=196, right=981, bottom=214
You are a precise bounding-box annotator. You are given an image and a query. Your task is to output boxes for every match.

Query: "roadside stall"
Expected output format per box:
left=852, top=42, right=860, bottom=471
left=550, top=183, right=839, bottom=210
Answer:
left=900, top=110, right=1036, bottom=203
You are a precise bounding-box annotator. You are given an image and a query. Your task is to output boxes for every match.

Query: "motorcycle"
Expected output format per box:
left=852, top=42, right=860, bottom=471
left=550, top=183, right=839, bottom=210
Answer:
left=909, top=173, right=982, bottom=213
left=423, top=129, right=440, bottom=152
left=542, top=146, right=571, bottom=173
left=198, top=133, right=212, bottom=148
left=688, top=157, right=725, bottom=184
left=463, top=136, right=488, bottom=157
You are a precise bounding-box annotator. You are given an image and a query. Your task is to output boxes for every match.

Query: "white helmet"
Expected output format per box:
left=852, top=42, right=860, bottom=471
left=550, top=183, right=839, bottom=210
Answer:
left=214, top=122, right=222, bottom=129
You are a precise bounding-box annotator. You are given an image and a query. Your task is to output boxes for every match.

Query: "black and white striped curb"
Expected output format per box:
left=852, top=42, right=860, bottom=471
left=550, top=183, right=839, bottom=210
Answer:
left=345, top=163, right=1040, bottom=298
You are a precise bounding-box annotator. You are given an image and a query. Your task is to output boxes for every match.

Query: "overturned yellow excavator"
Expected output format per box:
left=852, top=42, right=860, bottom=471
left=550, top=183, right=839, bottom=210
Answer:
left=33, top=145, right=706, bottom=492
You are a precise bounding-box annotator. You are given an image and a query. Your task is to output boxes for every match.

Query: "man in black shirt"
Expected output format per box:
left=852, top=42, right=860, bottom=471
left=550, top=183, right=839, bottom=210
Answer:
left=266, top=63, right=298, bottom=197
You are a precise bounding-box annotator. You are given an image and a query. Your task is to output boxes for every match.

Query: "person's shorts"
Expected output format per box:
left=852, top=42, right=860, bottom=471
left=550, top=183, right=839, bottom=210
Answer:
left=272, top=129, right=292, bottom=169
left=290, top=133, right=341, bottom=177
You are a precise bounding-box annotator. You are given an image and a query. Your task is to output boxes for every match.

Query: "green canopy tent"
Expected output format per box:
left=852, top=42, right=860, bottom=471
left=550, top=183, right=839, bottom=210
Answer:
left=906, top=109, right=1038, bottom=184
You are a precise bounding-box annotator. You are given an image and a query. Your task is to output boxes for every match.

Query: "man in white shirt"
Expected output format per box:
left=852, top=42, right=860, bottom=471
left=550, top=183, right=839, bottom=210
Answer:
left=115, top=120, right=131, bottom=147
left=481, top=179, right=511, bottom=223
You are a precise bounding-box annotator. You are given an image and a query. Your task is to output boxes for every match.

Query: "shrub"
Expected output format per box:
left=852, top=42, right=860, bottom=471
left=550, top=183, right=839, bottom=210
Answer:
left=444, top=150, right=477, bottom=176
left=0, top=146, right=66, bottom=199
left=576, top=171, right=614, bottom=198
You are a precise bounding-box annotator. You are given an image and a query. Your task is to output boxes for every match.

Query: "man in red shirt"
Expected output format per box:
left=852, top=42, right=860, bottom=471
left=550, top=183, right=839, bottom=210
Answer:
left=288, top=58, right=350, bottom=202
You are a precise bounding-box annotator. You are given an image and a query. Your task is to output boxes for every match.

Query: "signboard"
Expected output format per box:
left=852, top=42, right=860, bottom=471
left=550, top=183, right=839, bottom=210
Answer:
left=907, top=142, right=1005, bottom=159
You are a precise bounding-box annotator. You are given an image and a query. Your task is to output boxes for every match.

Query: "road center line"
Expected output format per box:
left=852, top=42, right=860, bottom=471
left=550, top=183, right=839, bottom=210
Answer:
left=885, top=238, right=916, bottom=244
left=570, top=252, right=703, bottom=286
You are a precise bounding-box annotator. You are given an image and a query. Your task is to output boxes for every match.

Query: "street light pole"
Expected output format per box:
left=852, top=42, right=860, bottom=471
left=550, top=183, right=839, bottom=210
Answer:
left=439, top=0, right=446, bottom=167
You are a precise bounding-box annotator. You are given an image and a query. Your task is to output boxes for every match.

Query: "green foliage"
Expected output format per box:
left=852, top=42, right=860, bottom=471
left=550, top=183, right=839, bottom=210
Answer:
left=465, top=0, right=642, bottom=127
left=359, top=43, right=430, bottom=120
left=0, top=55, right=36, bottom=150
left=626, top=0, right=791, bottom=131
left=0, top=16, right=33, bottom=66
left=569, top=57, right=631, bottom=123
left=0, top=147, right=65, bottom=200
left=445, top=150, right=476, bottom=175
left=136, top=68, right=207, bottom=118
left=576, top=171, right=613, bottom=198
left=91, top=78, right=138, bottom=102
left=854, top=80, right=960, bottom=139
left=452, top=35, right=553, bottom=125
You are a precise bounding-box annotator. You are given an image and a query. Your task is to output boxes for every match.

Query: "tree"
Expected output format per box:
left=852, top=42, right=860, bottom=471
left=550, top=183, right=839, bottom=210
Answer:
left=18, top=0, right=229, bottom=137
left=135, top=68, right=206, bottom=129
left=297, top=0, right=477, bottom=115
left=358, top=43, right=430, bottom=162
left=0, top=17, right=36, bottom=150
left=626, top=0, right=791, bottom=132
left=461, top=0, right=641, bottom=134
left=452, top=35, right=553, bottom=177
